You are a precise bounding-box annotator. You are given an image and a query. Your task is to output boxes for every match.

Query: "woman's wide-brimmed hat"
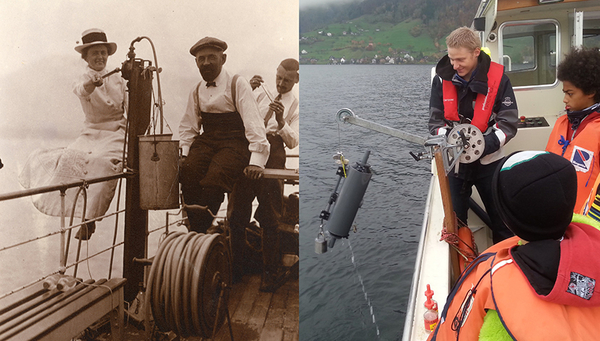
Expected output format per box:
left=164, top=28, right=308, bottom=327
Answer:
left=74, top=28, right=117, bottom=55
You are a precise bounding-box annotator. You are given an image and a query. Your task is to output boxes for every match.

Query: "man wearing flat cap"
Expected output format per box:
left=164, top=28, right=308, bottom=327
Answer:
left=229, top=58, right=299, bottom=290
left=178, top=37, right=270, bottom=239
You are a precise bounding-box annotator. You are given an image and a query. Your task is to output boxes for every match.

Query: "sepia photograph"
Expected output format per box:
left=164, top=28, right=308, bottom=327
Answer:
left=0, top=1, right=298, bottom=340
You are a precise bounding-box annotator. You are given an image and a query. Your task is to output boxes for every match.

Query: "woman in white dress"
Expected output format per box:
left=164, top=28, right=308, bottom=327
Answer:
left=19, top=28, right=127, bottom=240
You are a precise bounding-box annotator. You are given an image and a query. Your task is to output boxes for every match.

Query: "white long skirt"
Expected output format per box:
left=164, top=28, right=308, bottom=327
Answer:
left=19, top=119, right=126, bottom=220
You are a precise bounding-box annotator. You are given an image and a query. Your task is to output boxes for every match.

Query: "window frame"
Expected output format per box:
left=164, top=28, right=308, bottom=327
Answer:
left=498, top=19, right=561, bottom=90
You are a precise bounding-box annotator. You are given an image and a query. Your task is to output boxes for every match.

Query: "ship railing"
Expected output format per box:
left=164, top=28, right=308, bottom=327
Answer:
left=0, top=156, right=299, bottom=300
left=0, top=171, right=135, bottom=300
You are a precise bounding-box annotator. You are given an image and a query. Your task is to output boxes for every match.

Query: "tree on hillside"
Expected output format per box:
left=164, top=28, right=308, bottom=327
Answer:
left=300, top=0, right=479, bottom=36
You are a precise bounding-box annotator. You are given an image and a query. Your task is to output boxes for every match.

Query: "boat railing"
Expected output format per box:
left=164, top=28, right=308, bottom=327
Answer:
left=0, top=169, right=188, bottom=302
left=0, top=154, right=298, bottom=301
left=0, top=171, right=132, bottom=300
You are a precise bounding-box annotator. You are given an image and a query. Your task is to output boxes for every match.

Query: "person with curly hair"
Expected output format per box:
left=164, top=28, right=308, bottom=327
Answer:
left=546, top=47, right=600, bottom=214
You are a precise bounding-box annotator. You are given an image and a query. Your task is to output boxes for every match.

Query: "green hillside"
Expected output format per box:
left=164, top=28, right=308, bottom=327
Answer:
left=299, top=0, right=481, bottom=65
left=300, top=16, right=443, bottom=64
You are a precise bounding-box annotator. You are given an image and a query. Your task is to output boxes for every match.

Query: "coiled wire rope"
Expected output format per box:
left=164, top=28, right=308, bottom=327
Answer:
left=146, top=231, right=232, bottom=338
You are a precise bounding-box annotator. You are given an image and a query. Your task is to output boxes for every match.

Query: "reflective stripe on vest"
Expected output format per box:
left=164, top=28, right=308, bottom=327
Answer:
left=442, top=62, right=504, bottom=133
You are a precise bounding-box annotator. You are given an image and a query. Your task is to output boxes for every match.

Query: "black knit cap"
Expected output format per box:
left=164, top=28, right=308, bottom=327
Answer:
left=491, top=151, right=577, bottom=241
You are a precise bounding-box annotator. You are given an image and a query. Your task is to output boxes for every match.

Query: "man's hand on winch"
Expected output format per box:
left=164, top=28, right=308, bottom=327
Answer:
left=482, top=133, right=500, bottom=157
left=244, top=165, right=264, bottom=180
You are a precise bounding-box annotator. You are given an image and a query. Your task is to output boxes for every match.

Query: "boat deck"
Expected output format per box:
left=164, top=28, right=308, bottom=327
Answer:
left=86, top=264, right=299, bottom=341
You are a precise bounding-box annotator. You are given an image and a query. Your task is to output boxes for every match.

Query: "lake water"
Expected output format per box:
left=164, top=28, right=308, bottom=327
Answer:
left=299, top=64, right=433, bottom=341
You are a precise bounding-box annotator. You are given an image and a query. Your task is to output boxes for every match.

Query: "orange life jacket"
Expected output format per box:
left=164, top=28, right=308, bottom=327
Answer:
left=582, top=175, right=600, bottom=221
left=430, top=232, right=600, bottom=341
left=442, top=62, right=504, bottom=133
left=546, top=114, right=600, bottom=213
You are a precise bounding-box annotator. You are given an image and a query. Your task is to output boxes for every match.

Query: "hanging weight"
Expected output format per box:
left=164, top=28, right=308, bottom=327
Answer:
left=315, top=232, right=327, bottom=254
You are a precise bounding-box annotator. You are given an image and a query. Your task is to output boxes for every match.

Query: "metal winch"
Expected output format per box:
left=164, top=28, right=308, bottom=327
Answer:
left=314, top=108, right=485, bottom=254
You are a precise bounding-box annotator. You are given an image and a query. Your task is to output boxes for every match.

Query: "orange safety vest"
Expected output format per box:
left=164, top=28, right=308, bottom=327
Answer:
left=583, top=175, right=600, bottom=220
left=546, top=114, right=600, bottom=213
left=442, top=62, right=504, bottom=133
left=430, top=231, right=600, bottom=341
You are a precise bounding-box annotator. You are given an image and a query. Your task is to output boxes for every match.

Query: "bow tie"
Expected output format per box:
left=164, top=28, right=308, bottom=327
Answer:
left=206, top=81, right=216, bottom=88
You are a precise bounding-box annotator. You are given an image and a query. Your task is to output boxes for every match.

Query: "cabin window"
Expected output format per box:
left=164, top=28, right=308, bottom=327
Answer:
left=582, top=13, right=600, bottom=48
left=498, top=20, right=559, bottom=88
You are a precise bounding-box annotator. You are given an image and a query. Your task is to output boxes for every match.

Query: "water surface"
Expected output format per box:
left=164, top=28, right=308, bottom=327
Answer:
left=299, top=64, right=433, bottom=340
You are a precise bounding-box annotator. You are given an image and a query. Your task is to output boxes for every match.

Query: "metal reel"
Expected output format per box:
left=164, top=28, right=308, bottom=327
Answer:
left=447, top=124, right=485, bottom=164
left=147, top=232, right=231, bottom=339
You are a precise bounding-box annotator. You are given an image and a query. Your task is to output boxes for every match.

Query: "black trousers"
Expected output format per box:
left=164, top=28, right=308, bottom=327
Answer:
left=448, top=159, right=513, bottom=244
left=180, top=131, right=250, bottom=233
left=229, top=135, right=286, bottom=276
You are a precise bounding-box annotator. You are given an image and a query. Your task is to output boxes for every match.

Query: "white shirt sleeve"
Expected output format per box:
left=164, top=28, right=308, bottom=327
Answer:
left=277, top=96, right=299, bottom=149
left=178, top=85, right=201, bottom=156
left=235, top=76, right=270, bottom=167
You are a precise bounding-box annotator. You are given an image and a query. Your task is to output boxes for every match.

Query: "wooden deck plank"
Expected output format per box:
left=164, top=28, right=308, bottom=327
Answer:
left=246, top=291, right=272, bottom=329
left=212, top=274, right=256, bottom=341
left=0, top=281, right=47, bottom=317
left=262, top=277, right=289, bottom=331
left=260, top=325, right=284, bottom=341
left=212, top=274, right=261, bottom=341
left=282, top=279, right=299, bottom=341
left=233, top=275, right=263, bottom=340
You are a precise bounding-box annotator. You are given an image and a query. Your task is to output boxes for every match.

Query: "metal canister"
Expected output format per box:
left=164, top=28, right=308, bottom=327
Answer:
left=139, top=134, right=180, bottom=210
left=315, top=232, right=327, bottom=254
left=326, top=151, right=372, bottom=242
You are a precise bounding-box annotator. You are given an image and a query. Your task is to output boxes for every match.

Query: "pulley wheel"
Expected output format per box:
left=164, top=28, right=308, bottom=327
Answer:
left=447, top=124, right=485, bottom=163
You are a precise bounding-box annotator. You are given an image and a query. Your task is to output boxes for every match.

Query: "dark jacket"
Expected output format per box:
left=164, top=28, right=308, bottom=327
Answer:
left=428, top=52, right=519, bottom=165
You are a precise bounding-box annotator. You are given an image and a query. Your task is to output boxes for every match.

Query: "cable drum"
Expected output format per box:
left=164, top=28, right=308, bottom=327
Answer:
left=146, top=231, right=231, bottom=338
left=447, top=124, right=485, bottom=164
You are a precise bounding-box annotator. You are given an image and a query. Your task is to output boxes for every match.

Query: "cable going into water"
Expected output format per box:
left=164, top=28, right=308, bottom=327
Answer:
left=348, top=240, right=381, bottom=339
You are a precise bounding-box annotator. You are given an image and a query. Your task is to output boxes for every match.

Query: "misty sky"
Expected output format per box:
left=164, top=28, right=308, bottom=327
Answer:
left=0, top=0, right=299, bottom=177
left=0, top=1, right=298, bottom=80
left=300, top=0, right=356, bottom=9
left=0, top=0, right=298, bottom=140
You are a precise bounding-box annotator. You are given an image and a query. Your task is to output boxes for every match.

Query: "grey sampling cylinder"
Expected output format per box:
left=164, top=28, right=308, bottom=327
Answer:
left=327, top=151, right=372, bottom=247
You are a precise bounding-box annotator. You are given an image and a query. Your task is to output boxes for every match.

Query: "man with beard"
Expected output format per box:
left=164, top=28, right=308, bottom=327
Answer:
left=178, top=37, right=270, bottom=235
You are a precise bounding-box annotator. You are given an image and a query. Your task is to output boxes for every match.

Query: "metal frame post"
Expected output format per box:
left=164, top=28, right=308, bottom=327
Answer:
left=123, top=57, right=152, bottom=302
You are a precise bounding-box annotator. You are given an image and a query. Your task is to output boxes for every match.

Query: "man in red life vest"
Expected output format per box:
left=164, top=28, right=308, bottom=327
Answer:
left=428, top=26, right=519, bottom=243
left=428, top=151, right=600, bottom=341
